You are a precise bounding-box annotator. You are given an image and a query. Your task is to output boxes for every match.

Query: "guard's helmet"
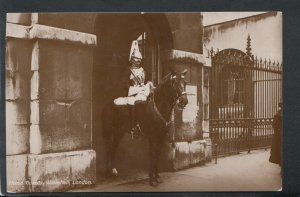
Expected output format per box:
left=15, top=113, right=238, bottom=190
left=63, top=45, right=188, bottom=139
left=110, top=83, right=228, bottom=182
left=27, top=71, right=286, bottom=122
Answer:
left=129, top=40, right=142, bottom=62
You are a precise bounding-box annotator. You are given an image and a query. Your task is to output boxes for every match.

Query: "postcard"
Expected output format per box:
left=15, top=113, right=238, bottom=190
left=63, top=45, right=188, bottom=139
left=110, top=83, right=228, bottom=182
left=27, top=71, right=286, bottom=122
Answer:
left=5, top=12, right=282, bottom=193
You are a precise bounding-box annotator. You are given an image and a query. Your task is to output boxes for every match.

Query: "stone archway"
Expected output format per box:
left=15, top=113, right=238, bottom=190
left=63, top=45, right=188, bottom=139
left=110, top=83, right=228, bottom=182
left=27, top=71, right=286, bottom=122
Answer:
left=92, top=13, right=173, bottom=178
left=91, top=12, right=209, bottom=178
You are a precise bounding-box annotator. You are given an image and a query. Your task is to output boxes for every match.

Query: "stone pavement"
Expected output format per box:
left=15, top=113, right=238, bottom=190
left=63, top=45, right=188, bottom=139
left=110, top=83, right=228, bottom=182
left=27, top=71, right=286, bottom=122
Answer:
left=70, top=149, right=282, bottom=192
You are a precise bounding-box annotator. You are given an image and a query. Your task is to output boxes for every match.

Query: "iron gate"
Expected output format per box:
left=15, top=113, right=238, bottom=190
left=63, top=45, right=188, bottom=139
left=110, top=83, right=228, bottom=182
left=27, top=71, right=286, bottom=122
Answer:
left=209, top=48, right=282, bottom=156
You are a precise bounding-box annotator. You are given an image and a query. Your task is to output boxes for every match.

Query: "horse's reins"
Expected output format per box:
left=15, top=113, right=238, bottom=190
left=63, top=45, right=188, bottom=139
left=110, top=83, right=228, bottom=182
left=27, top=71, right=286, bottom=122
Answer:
left=151, top=94, right=172, bottom=127
left=151, top=74, right=187, bottom=127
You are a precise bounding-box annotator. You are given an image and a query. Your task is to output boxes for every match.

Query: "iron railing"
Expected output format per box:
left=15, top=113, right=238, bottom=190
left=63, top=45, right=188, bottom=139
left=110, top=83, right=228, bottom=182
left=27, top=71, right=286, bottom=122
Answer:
left=208, top=47, right=282, bottom=157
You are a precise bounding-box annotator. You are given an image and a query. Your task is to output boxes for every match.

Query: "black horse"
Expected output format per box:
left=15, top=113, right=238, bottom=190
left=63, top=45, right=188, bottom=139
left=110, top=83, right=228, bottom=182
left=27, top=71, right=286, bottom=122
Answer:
left=102, top=69, right=188, bottom=186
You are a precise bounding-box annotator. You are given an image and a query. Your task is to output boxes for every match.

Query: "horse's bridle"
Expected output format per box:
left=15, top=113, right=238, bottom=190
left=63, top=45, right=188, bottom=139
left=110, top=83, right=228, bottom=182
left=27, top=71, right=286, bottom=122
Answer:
left=151, top=74, right=187, bottom=127
left=170, top=75, right=187, bottom=101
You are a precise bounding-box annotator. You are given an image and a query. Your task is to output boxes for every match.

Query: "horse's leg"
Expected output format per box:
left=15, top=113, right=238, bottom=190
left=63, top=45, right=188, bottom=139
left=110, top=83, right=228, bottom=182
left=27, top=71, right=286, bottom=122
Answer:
left=104, top=135, right=112, bottom=177
left=148, top=139, right=158, bottom=186
left=154, top=140, right=164, bottom=183
left=109, top=132, right=124, bottom=177
left=102, top=104, right=114, bottom=177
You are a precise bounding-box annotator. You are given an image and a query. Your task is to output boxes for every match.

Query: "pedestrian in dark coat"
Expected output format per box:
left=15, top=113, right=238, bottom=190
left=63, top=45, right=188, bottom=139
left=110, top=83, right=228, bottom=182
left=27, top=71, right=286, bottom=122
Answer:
left=269, top=102, right=282, bottom=167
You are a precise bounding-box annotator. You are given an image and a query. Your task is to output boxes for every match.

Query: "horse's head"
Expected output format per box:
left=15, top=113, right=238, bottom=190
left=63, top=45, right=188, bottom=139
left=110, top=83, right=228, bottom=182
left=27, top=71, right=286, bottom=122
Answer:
left=170, top=69, right=188, bottom=109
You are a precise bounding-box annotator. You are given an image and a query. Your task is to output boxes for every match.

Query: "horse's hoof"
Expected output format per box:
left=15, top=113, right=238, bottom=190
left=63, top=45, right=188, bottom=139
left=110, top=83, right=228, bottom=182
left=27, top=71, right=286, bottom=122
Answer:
left=112, top=168, right=118, bottom=177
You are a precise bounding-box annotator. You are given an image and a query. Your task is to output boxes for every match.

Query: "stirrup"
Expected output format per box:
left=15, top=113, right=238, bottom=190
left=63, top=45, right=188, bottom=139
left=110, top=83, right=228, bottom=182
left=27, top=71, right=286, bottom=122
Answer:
left=135, top=124, right=141, bottom=133
left=130, top=124, right=141, bottom=139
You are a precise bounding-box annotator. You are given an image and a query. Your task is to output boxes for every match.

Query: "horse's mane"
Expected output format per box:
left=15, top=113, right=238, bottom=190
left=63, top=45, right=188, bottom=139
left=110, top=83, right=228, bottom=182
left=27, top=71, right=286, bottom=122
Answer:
left=154, top=73, right=171, bottom=92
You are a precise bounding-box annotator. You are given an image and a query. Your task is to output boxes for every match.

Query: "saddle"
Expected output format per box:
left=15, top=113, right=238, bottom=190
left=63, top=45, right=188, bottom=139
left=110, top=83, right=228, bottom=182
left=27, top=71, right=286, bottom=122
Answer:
left=132, top=88, right=155, bottom=105
left=134, top=100, right=148, bottom=105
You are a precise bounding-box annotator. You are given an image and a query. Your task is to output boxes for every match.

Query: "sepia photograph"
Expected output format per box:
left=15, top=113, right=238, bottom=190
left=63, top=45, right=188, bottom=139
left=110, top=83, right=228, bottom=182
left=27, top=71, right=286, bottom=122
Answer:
left=5, top=11, right=282, bottom=193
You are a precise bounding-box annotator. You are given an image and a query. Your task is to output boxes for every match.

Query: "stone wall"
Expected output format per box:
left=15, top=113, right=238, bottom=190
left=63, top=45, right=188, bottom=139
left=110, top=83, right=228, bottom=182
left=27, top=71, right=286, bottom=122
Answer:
left=159, top=13, right=212, bottom=171
left=6, top=13, right=96, bottom=193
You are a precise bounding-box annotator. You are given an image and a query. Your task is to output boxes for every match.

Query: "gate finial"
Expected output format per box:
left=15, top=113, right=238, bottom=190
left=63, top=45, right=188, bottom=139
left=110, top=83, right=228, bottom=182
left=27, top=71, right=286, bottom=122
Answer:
left=246, top=34, right=252, bottom=56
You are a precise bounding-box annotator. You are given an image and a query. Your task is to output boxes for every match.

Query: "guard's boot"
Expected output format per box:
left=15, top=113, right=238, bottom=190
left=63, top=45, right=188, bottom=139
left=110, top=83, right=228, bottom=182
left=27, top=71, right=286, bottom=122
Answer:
left=130, top=105, right=140, bottom=139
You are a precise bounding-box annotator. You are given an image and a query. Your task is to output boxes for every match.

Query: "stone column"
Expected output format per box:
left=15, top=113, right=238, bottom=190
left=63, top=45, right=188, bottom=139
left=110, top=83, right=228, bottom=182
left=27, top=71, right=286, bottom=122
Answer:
left=203, top=57, right=212, bottom=161
left=6, top=16, right=32, bottom=193
left=6, top=13, right=97, bottom=192
left=160, top=49, right=211, bottom=170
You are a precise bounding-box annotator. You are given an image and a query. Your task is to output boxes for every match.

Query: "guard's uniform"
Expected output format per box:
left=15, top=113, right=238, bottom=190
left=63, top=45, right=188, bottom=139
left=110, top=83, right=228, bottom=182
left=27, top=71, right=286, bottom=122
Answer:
left=114, top=41, right=153, bottom=106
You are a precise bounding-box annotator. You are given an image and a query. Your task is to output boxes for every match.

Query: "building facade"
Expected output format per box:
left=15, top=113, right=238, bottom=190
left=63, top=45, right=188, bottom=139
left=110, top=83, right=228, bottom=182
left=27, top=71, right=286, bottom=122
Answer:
left=203, top=12, right=282, bottom=156
left=204, top=12, right=282, bottom=62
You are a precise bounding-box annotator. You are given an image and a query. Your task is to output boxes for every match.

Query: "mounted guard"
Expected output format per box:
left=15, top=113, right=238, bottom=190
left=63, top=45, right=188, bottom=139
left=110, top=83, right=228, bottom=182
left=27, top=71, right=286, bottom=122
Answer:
left=114, top=40, right=154, bottom=137
left=103, top=62, right=188, bottom=185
